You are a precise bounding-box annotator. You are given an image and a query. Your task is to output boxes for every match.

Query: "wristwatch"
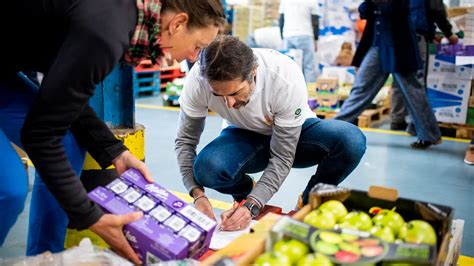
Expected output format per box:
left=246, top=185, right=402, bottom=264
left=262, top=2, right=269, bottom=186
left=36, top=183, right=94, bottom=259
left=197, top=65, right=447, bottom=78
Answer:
left=243, top=200, right=261, bottom=218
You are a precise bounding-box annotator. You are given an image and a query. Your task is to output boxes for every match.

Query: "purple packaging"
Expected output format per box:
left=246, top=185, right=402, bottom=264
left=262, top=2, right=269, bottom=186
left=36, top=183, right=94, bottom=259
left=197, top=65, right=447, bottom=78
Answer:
left=106, top=178, right=130, bottom=195
left=164, top=214, right=187, bottom=232
left=89, top=186, right=135, bottom=215
left=89, top=187, right=189, bottom=263
left=134, top=195, right=157, bottom=212
left=149, top=205, right=172, bottom=223
left=120, top=169, right=217, bottom=259
left=178, top=224, right=204, bottom=253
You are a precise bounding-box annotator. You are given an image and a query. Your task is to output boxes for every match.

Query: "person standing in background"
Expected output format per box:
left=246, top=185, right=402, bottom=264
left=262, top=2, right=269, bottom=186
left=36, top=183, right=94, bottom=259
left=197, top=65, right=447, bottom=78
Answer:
left=279, top=0, right=320, bottom=83
left=390, top=0, right=458, bottom=131
left=335, top=0, right=442, bottom=149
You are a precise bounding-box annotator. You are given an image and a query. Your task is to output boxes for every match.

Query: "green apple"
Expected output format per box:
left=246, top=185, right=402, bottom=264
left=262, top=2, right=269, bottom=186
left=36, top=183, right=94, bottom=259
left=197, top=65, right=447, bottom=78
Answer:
left=314, top=241, right=339, bottom=255
left=273, top=239, right=309, bottom=263
left=339, top=242, right=361, bottom=255
left=398, top=220, right=437, bottom=245
left=319, top=231, right=343, bottom=244
left=255, top=252, right=291, bottom=266
left=340, top=211, right=373, bottom=231
left=304, top=210, right=336, bottom=229
left=370, top=224, right=395, bottom=243
left=372, top=209, right=405, bottom=235
left=297, top=253, right=334, bottom=266
left=318, top=200, right=348, bottom=221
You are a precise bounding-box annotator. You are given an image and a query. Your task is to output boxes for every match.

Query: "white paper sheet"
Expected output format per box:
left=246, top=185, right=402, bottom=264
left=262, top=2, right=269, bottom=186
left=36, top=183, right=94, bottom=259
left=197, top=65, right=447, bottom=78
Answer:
left=209, top=219, right=257, bottom=250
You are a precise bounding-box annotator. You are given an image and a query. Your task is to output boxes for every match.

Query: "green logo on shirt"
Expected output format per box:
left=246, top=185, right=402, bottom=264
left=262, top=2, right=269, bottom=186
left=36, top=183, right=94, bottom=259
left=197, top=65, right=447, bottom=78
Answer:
left=295, top=108, right=301, bottom=119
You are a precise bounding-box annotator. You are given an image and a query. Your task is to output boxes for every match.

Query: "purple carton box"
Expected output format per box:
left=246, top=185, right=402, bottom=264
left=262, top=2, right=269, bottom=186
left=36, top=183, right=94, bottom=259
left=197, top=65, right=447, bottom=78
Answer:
left=121, top=169, right=217, bottom=249
left=89, top=187, right=189, bottom=263
left=89, top=169, right=217, bottom=262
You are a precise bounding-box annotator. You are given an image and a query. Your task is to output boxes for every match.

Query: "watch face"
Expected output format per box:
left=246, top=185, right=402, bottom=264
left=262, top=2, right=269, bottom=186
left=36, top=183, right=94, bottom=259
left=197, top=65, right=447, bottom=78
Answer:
left=244, top=202, right=260, bottom=218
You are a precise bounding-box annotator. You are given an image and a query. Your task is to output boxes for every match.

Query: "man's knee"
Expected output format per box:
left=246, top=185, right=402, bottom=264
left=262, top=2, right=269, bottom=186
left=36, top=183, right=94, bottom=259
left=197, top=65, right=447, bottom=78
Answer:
left=340, top=124, right=367, bottom=161
left=194, top=153, right=227, bottom=187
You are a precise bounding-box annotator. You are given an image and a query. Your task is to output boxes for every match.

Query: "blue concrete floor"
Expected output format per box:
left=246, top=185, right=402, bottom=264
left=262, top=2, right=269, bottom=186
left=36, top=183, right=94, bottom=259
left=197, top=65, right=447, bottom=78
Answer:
left=1, top=94, right=473, bottom=259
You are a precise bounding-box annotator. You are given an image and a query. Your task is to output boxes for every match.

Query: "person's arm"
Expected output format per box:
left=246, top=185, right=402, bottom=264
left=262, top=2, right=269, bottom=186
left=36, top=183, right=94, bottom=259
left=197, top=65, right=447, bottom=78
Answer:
left=175, top=110, right=206, bottom=195
left=175, top=63, right=215, bottom=218
left=248, top=125, right=301, bottom=207
left=430, top=0, right=454, bottom=38
left=70, top=104, right=127, bottom=169
left=219, top=125, right=301, bottom=231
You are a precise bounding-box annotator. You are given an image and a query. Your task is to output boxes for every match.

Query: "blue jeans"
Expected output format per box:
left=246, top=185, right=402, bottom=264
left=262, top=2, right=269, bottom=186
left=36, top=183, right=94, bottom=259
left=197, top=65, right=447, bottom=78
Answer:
left=0, top=75, right=86, bottom=255
left=284, top=35, right=317, bottom=83
left=391, top=34, right=427, bottom=132
left=335, top=47, right=441, bottom=142
left=193, top=118, right=366, bottom=204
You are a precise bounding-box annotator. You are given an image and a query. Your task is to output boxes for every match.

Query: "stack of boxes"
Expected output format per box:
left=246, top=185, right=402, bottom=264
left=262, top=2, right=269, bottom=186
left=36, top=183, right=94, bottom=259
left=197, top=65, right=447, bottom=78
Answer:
left=314, top=78, right=339, bottom=112
left=427, top=44, right=474, bottom=124
left=88, top=169, right=217, bottom=264
left=232, top=0, right=280, bottom=41
left=465, top=8, right=474, bottom=45
left=232, top=5, right=251, bottom=41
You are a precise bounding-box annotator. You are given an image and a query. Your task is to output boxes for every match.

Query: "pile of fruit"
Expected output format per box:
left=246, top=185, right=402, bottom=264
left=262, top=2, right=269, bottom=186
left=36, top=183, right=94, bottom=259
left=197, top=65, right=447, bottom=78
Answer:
left=254, top=200, right=438, bottom=266
left=303, top=200, right=437, bottom=245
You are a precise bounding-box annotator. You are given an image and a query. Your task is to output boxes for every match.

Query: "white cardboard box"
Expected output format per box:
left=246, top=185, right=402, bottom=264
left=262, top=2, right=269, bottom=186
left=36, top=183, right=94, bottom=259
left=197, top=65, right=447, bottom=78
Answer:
left=428, top=55, right=474, bottom=79
left=320, top=66, right=356, bottom=86
left=427, top=76, right=471, bottom=124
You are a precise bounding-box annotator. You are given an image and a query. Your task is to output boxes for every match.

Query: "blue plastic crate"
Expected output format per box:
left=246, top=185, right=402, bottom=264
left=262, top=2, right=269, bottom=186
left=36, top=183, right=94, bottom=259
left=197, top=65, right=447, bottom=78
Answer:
left=133, top=70, right=160, bottom=96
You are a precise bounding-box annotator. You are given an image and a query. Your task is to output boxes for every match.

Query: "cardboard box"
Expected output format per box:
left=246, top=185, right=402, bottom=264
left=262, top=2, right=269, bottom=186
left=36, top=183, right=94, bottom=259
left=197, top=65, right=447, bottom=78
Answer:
left=427, top=76, right=471, bottom=124
left=428, top=54, right=474, bottom=79
left=297, top=184, right=455, bottom=265
left=315, top=78, right=339, bottom=95
left=469, top=96, right=474, bottom=107
left=320, top=66, right=356, bottom=86
left=316, top=94, right=340, bottom=112
left=89, top=169, right=217, bottom=264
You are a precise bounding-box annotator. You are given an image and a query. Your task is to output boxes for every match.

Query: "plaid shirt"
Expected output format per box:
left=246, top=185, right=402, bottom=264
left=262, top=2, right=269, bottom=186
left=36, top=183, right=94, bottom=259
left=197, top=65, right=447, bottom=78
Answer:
left=124, top=0, right=163, bottom=66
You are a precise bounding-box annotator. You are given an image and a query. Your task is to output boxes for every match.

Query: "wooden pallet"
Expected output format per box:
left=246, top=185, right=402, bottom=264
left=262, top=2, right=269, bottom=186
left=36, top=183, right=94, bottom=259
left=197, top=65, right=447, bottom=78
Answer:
left=315, top=105, right=390, bottom=128
left=357, top=106, right=390, bottom=128
left=438, top=123, right=474, bottom=139
left=315, top=110, right=338, bottom=119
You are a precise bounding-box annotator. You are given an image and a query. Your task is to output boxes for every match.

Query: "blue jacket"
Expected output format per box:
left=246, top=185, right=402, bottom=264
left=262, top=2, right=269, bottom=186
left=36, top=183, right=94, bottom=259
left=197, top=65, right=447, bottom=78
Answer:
left=352, top=0, right=422, bottom=73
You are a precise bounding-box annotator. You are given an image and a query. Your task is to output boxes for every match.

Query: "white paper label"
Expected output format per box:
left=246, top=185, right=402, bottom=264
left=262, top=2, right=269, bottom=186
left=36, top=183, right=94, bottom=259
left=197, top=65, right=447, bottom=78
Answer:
left=108, top=180, right=128, bottom=194
left=164, top=215, right=186, bottom=232
left=122, top=188, right=141, bottom=203
left=135, top=195, right=156, bottom=212
left=149, top=205, right=172, bottom=222
left=178, top=225, right=201, bottom=243
left=180, top=205, right=216, bottom=232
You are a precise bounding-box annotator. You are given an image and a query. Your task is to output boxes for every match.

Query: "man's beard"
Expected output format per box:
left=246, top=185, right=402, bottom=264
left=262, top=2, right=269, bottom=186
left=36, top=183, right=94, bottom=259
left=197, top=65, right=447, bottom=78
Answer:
left=233, top=84, right=255, bottom=109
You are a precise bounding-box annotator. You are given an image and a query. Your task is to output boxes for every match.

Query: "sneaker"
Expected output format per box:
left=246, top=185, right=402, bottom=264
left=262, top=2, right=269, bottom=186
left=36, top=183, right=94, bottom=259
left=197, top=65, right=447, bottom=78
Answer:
left=390, top=121, right=408, bottom=131
left=410, top=138, right=442, bottom=149
left=464, top=145, right=474, bottom=165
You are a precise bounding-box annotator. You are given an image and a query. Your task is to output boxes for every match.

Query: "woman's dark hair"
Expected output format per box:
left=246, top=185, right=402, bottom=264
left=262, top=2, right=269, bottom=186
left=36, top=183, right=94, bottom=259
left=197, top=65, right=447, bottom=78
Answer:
left=200, top=35, right=258, bottom=82
left=161, top=0, right=226, bottom=29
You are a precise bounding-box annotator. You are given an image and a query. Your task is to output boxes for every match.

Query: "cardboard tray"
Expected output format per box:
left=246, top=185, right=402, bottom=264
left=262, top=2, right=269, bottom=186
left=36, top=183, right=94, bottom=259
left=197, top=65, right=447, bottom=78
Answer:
left=291, top=185, right=454, bottom=266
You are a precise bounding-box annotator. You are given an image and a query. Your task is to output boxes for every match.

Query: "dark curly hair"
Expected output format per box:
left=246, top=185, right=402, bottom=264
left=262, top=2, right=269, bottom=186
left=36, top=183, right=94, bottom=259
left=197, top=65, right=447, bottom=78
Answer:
left=199, top=35, right=258, bottom=83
